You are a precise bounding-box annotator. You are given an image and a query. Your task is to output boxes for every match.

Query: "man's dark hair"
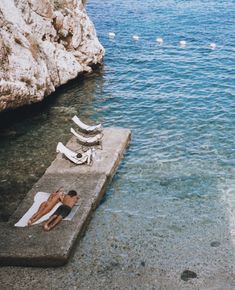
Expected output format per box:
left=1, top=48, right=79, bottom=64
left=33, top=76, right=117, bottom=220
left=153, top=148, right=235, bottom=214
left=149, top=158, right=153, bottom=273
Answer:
left=68, top=190, right=77, bottom=197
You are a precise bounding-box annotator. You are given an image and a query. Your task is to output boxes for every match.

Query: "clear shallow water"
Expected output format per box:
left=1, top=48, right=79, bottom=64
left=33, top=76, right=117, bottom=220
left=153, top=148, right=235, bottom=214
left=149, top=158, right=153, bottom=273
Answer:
left=0, top=0, right=235, bottom=286
left=83, top=1, right=235, bottom=285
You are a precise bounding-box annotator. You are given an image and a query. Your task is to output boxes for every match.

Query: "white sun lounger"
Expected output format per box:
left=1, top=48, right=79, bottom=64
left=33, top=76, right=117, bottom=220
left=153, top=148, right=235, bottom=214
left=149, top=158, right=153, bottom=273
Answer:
left=56, top=142, right=93, bottom=165
left=70, top=128, right=103, bottom=146
left=72, top=115, right=102, bottom=133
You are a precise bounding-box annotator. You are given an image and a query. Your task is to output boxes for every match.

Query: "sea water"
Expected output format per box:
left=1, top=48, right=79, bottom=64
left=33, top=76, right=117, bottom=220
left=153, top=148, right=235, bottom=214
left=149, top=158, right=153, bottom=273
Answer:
left=0, top=0, right=234, bottom=286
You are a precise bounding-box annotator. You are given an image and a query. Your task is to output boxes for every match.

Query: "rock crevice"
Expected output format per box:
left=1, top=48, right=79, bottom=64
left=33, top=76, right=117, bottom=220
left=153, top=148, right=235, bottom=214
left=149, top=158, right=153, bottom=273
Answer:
left=0, top=0, right=105, bottom=111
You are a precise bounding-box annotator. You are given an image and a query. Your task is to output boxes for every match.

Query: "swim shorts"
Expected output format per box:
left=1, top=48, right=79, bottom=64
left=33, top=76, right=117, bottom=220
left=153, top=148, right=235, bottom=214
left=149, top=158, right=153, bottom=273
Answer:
left=54, top=204, right=71, bottom=218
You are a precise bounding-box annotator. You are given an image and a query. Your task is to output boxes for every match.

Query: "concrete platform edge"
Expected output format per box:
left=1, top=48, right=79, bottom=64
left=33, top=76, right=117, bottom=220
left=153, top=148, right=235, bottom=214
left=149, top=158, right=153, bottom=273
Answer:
left=0, top=128, right=131, bottom=267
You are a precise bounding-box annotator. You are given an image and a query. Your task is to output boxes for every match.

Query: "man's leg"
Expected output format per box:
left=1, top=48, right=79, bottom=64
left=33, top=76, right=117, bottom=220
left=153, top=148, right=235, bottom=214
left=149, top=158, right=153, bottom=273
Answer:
left=43, top=214, right=57, bottom=231
left=43, top=215, right=63, bottom=231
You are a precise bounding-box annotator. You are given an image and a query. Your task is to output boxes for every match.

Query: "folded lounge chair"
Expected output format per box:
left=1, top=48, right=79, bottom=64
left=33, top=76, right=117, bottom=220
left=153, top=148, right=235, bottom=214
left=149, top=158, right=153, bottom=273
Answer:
left=70, top=128, right=103, bottom=146
left=56, top=142, right=93, bottom=165
left=72, top=115, right=102, bottom=133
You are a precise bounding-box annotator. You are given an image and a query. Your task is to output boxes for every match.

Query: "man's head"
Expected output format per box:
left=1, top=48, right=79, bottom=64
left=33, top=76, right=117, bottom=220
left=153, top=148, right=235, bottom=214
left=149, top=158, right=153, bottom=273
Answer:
left=67, top=190, right=77, bottom=197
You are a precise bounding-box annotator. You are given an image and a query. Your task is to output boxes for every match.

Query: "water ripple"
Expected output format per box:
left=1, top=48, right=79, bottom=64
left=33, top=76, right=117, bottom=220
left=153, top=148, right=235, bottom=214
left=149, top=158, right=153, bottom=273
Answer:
left=0, top=3, right=235, bottom=280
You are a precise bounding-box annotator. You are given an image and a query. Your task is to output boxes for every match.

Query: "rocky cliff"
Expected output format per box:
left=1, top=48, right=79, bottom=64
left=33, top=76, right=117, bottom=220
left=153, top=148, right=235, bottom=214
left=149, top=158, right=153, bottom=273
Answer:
left=0, top=0, right=104, bottom=112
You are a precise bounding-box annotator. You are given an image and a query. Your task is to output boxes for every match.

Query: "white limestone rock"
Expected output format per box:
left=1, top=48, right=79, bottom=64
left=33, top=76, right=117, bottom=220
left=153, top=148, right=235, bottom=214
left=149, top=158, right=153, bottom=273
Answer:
left=0, top=0, right=105, bottom=112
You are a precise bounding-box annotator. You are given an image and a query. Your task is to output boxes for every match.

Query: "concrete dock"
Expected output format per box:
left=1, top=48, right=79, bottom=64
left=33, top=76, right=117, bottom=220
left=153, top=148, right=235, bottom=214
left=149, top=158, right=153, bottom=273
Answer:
left=0, top=128, right=131, bottom=267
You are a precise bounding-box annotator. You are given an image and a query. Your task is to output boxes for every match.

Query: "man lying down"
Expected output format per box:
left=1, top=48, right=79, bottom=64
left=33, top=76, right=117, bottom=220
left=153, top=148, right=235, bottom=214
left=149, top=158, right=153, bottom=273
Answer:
left=43, top=190, right=78, bottom=231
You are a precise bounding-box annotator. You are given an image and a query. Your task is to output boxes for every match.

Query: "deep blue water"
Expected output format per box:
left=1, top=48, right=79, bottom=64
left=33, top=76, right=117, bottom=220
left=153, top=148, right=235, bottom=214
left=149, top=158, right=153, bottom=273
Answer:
left=83, top=0, right=235, bottom=282
left=0, top=0, right=235, bottom=285
left=85, top=0, right=235, bottom=211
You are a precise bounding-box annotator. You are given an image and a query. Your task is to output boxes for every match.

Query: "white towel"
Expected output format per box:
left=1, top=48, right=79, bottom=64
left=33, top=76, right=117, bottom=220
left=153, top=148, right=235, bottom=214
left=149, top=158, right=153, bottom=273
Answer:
left=15, top=192, right=80, bottom=227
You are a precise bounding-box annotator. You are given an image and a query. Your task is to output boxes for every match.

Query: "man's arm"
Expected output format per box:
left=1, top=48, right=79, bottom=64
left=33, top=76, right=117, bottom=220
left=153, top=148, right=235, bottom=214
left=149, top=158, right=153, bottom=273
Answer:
left=59, top=193, right=65, bottom=202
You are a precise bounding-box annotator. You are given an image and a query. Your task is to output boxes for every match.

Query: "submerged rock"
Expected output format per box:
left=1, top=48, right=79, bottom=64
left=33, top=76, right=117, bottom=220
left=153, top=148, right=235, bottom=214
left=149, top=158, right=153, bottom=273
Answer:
left=0, top=0, right=105, bottom=112
left=210, top=241, right=221, bottom=247
left=180, top=270, right=197, bottom=281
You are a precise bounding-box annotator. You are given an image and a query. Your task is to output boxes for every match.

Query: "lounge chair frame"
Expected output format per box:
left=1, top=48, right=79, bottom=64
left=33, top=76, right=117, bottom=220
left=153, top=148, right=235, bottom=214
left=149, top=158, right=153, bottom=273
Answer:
left=56, top=142, right=93, bottom=165
left=70, top=128, right=103, bottom=147
left=72, top=116, right=102, bottom=134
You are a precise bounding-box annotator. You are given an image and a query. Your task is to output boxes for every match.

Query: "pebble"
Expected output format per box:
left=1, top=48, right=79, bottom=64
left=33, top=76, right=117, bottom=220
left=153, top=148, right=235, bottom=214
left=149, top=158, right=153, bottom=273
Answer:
left=210, top=241, right=221, bottom=247
left=141, top=261, right=145, bottom=267
left=180, top=270, right=197, bottom=281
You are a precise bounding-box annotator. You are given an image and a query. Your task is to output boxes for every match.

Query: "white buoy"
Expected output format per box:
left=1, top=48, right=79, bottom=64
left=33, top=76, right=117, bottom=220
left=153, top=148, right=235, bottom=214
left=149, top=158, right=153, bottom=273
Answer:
left=132, top=35, right=140, bottom=41
left=156, top=37, right=163, bottom=45
left=179, top=40, right=186, bottom=47
left=108, top=32, right=115, bottom=39
left=209, top=43, right=216, bottom=49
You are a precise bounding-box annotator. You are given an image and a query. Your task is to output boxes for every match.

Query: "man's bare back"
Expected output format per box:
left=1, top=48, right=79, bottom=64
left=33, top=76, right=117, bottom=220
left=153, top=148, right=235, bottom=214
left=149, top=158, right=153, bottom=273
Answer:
left=63, top=194, right=78, bottom=208
left=43, top=190, right=79, bottom=231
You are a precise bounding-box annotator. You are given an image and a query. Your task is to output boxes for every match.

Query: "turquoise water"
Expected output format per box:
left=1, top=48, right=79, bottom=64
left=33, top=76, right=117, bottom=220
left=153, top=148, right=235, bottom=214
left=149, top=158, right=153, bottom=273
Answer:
left=86, top=0, right=235, bottom=238
left=0, top=0, right=235, bottom=285
left=83, top=0, right=235, bottom=285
